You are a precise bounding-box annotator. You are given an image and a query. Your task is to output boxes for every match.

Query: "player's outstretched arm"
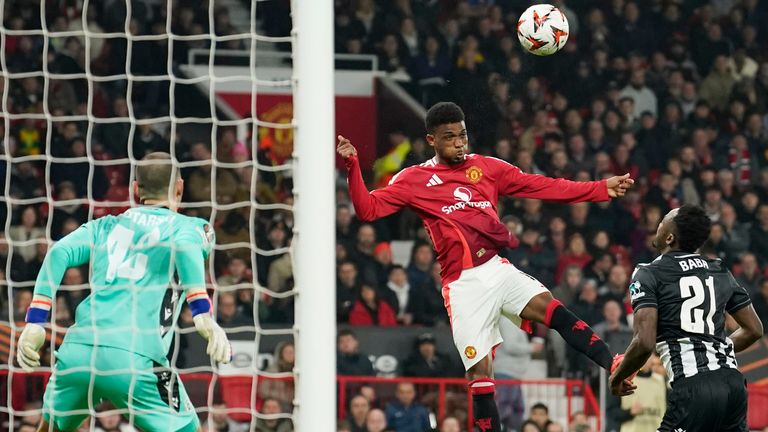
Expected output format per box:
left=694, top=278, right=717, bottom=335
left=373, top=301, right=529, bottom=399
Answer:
left=729, top=304, right=764, bottom=352
left=337, top=135, right=410, bottom=221
left=18, top=224, right=92, bottom=371
left=609, top=307, right=657, bottom=396
left=175, top=227, right=231, bottom=364
left=488, top=157, right=634, bottom=202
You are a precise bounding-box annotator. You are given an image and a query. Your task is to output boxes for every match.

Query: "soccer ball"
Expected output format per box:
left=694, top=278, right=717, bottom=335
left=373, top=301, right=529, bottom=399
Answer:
left=517, top=4, right=569, bottom=56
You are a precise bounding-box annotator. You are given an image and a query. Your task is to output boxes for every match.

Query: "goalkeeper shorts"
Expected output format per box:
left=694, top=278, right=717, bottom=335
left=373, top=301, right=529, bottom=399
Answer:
left=43, top=342, right=199, bottom=432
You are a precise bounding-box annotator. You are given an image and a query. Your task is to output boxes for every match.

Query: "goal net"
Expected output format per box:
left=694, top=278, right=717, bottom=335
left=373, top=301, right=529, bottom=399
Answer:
left=0, top=0, right=334, bottom=430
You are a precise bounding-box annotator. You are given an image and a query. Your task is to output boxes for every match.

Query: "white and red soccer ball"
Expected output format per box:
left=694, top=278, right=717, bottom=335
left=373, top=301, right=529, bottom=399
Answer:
left=517, top=4, right=569, bottom=56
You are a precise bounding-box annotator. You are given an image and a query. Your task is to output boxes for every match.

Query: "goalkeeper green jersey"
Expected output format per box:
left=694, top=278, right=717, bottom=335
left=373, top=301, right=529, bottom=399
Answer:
left=33, top=206, right=214, bottom=365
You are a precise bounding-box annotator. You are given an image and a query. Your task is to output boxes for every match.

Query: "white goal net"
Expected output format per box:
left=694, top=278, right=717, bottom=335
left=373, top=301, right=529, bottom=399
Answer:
left=0, top=0, right=334, bottom=430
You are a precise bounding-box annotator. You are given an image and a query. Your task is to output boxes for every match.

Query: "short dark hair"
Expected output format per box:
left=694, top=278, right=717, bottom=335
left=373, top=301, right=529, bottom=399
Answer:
left=425, top=102, right=464, bottom=134
left=135, top=152, right=179, bottom=201
left=338, top=329, right=358, bottom=340
left=673, top=205, right=711, bottom=253
left=531, top=402, right=549, bottom=413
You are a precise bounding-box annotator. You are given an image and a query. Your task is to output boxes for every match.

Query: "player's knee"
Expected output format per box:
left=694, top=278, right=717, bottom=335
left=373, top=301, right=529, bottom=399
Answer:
left=520, top=291, right=556, bottom=323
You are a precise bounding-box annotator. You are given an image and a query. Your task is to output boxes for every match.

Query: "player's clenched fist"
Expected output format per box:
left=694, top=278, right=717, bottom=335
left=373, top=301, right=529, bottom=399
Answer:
left=337, top=135, right=357, bottom=159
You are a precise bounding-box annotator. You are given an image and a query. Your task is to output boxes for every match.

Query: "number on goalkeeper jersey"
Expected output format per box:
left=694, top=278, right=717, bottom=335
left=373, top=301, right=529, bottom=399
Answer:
left=106, top=225, right=160, bottom=282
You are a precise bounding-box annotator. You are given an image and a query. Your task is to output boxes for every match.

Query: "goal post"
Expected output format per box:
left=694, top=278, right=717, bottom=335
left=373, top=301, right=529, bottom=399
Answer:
left=291, top=0, right=337, bottom=430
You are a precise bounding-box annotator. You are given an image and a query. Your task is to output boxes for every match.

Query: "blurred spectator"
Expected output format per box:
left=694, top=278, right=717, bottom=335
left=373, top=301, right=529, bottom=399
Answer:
left=569, top=412, right=590, bottom=432
left=259, top=342, right=295, bottom=412
left=348, top=283, right=398, bottom=327
left=337, top=204, right=357, bottom=247
left=372, top=242, right=394, bottom=287
left=50, top=181, right=89, bottom=239
left=22, top=236, right=48, bottom=282
left=384, top=382, right=430, bottom=432
left=556, top=234, right=592, bottom=284
left=620, top=69, right=657, bottom=118
left=439, top=417, right=460, bottom=432
left=583, top=252, right=616, bottom=288
left=207, top=402, right=248, bottom=432
left=736, top=252, right=763, bottom=297
left=406, top=242, right=434, bottom=289
left=17, top=401, right=42, bottom=430
left=13, top=290, right=33, bottom=322
left=337, top=261, right=360, bottom=322
left=10, top=161, right=44, bottom=200
left=351, top=224, right=379, bottom=286
left=402, top=332, right=460, bottom=378
left=9, top=205, right=46, bottom=263
left=383, top=265, right=413, bottom=325
left=598, top=265, right=629, bottom=305
left=54, top=296, right=74, bottom=328
left=337, top=420, right=351, bottom=432
left=254, top=398, right=292, bottom=432
left=93, top=407, right=137, bottom=432
left=132, top=116, right=168, bottom=158
left=526, top=403, right=552, bottom=431
left=337, top=330, right=374, bottom=376
left=217, top=257, right=251, bottom=288
left=347, top=395, right=370, bottom=432
left=216, top=292, right=251, bottom=328
left=494, top=319, right=532, bottom=431
left=570, top=281, right=602, bottom=325
left=409, top=262, right=448, bottom=327
left=61, top=267, right=88, bottom=313
left=95, top=98, right=131, bottom=157
left=365, top=409, right=388, bottom=432
left=699, top=55, right=735, bottom=112
left=520, top=420, right=542, bottom=432
left=749, top=205, right=768, bottom=265
left=606, top=355, right=666, bottom=432
left=545, top=423, right=565, bottom=432
left=593, top=300, right=633, bottom=353
left=719, top=204, right=750, bottom=264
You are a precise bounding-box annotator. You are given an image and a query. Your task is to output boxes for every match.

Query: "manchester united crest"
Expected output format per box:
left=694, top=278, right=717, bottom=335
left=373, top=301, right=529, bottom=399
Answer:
left=465, top=166, right=483, bottom=183
left=465, top=346, right=477, bottom=359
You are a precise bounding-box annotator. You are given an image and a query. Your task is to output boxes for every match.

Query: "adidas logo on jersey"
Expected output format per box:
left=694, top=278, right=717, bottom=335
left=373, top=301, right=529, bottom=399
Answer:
left=426, top=174, right=443, bottom=187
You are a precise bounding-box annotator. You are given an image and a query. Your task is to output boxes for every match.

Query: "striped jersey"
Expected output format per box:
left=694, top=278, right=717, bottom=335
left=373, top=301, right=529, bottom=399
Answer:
left=630, top=252, right=752, bottom=385
left=33, top=207, right=213, bottom=365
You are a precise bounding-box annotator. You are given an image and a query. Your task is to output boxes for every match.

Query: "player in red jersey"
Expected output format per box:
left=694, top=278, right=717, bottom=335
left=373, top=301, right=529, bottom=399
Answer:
left=338, top=102, right=635, bottom=431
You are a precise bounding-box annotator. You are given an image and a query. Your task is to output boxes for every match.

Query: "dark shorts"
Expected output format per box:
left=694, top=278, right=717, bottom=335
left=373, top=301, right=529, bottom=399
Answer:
left=658, top=368, right=747, bottom=432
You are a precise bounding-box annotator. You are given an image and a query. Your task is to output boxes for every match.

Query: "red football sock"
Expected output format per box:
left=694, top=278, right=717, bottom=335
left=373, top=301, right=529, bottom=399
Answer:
left=470, top=378, right=501, bottom=432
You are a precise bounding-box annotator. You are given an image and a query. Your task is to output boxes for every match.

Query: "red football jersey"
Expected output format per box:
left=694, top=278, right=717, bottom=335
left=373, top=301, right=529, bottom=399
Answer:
left=345, top=154, right=610, bottom=286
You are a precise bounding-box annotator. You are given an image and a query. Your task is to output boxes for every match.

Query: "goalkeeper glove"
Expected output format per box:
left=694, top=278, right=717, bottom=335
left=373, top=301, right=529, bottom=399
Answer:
left=193, top=313, right=232, bottom=364
left=16, top=323, right=46, bottom=371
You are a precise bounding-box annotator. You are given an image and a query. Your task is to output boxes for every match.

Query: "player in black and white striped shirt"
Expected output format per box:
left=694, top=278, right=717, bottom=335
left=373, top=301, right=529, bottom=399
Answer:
left=610, top=205, right=764, bottom=432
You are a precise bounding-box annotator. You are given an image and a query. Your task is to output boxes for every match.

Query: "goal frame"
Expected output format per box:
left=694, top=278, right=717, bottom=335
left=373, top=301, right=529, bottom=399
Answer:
left=291, top=0, right=336, bottom=430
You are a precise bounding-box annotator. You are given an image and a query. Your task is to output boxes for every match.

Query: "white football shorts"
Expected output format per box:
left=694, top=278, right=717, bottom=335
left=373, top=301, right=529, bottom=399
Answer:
left=443, top=255, right=549, bottom=370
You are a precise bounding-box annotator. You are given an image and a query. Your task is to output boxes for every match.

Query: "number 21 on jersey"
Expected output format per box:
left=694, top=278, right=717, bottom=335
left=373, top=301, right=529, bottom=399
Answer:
left=106, top=225, right=160, bottom=282
left=679, top=275, right=716, bottom=335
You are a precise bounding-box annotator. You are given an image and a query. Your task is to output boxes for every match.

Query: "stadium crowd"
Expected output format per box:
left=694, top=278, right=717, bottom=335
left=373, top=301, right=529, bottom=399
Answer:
left=2, top=0, right=768, bottom=431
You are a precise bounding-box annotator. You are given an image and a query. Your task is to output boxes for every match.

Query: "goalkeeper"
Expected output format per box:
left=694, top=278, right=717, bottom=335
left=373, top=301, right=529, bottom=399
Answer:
left=17, top=152, right=232, bottom=432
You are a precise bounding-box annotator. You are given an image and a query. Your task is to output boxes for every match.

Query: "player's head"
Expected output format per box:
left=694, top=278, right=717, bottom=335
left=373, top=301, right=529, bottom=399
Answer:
left=133, top=152, right=183, bottom=210
left=654, top=204, right=711, bottom=254
left=425, top=102, right=467, bottom=165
